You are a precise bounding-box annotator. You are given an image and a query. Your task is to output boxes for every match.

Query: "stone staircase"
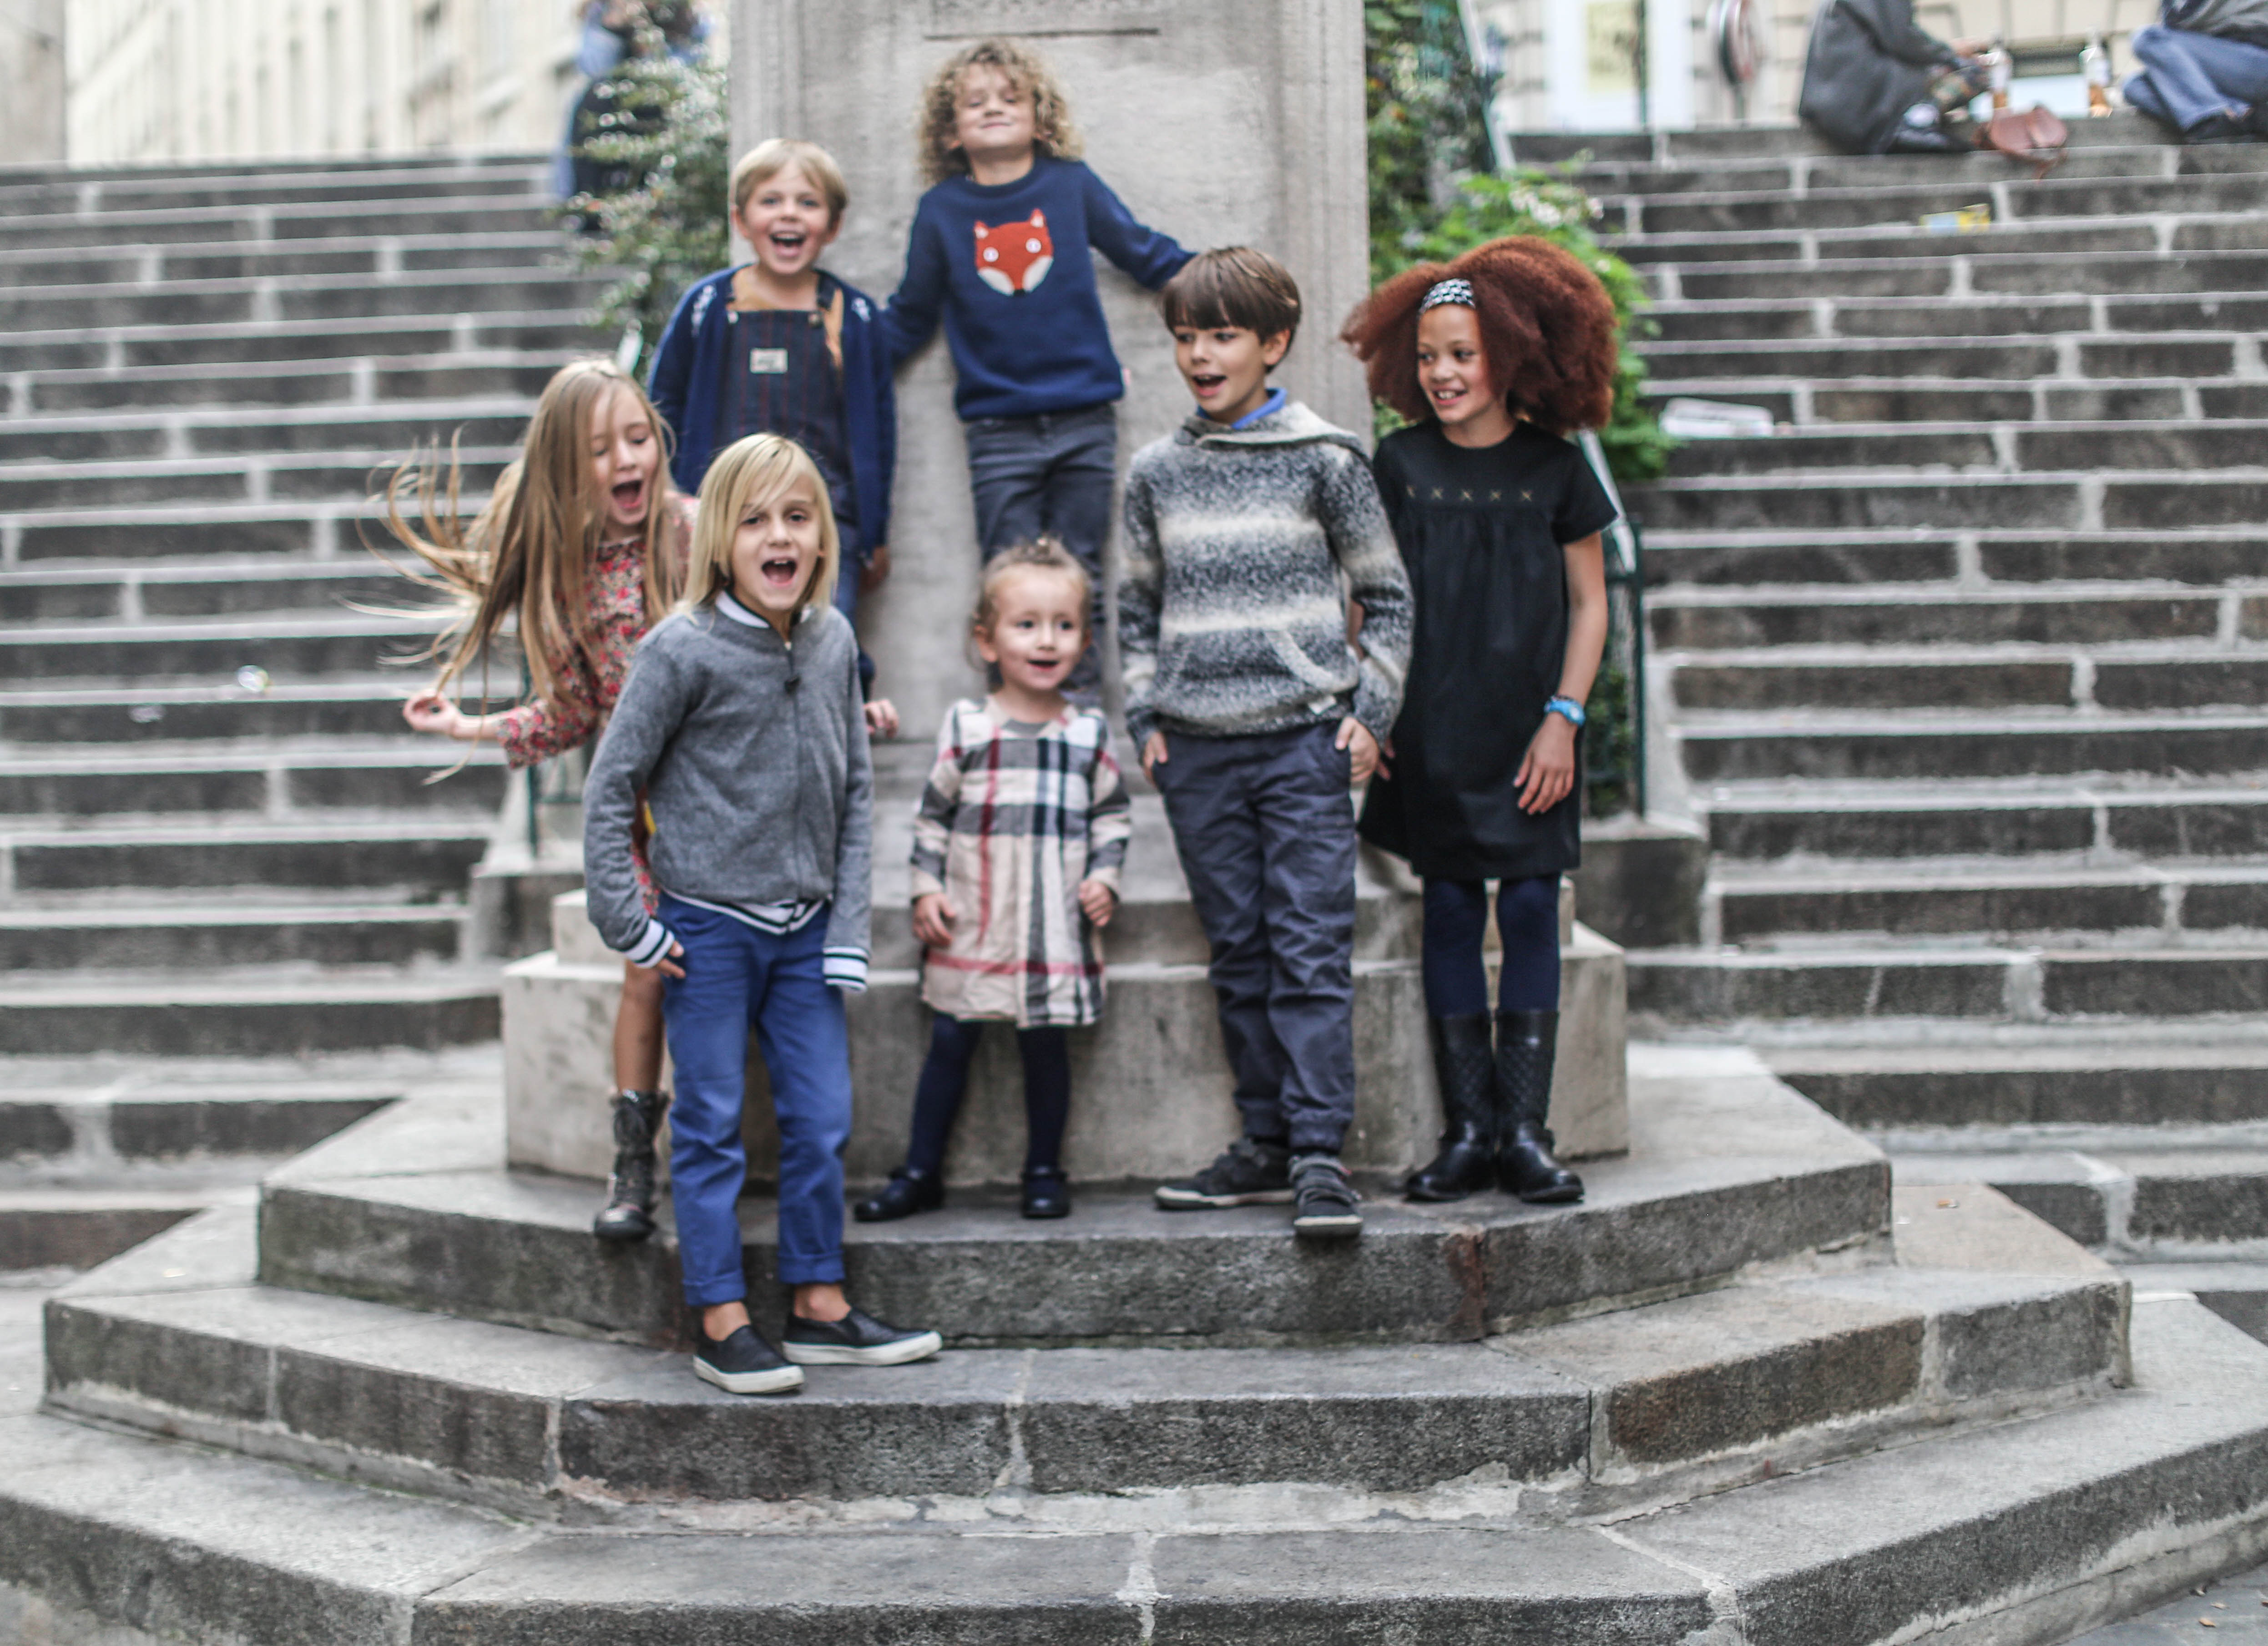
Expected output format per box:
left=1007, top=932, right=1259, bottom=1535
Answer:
left=1526, top=115, right=2268, bottom=1329
left=0, top=153, right=607, bottom=1272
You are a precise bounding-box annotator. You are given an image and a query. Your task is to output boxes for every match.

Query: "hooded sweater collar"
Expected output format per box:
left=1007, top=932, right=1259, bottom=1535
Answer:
left=1177, top=397, right=1365, bottom=457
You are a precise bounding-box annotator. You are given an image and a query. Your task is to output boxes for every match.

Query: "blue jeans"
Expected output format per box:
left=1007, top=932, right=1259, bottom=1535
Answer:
left=2124, top=24, right=2268, bottom=131
left=1153, top=721, right=1358, bottom=1155
left=963, top=404, right=1116, bottom=692
left=660, top=898, right=852, bottom=1306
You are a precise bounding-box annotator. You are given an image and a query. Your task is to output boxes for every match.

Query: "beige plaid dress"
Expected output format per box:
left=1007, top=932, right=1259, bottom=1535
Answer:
left=909, top=700, right=1132, bottom=1028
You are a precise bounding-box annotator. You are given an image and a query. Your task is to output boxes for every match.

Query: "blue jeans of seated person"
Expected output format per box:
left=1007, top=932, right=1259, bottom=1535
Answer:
left=1152, top=721, right=1358, bottom=1156
left=964, top=404, right=1116, bottom=693
left=2124, top=24, right=2268, bottom=132
left=659, top=896, right=852, bottom=1307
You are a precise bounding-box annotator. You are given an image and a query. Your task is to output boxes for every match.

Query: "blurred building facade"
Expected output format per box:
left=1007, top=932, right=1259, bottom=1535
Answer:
left=2, top=0, right=68, bottom=162
left=62, top=0, right=597, bottom=165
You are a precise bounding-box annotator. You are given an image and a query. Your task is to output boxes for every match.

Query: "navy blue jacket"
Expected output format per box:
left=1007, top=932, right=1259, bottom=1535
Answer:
left=881, top=156, right=1189, bottom=422
left=647, top=268, right=896, bottom=555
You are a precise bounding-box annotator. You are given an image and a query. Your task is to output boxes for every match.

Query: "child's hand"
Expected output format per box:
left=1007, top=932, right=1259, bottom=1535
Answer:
left=1141, top=731, right=1168, bottom=780
left=1078, top=878, right=1116, bottom=928
left=404, top=690, right=467, bottom=739
left=1516, top=717, right=1579, bottom=814
left=1335, top=717, right=1382, bottom=785
left=860, top=543, right=891, bottom=594
left=652, top=940, right=687, bottom=980
left=913, top=892, right=956, bottom=949
left=864, top=698, right=900, bottom=739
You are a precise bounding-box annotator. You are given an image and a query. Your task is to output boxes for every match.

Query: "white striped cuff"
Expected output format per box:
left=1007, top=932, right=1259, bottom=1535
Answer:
left=823, top=948, right=869, bottom=993
left=622, top=917, right=677, bottom=969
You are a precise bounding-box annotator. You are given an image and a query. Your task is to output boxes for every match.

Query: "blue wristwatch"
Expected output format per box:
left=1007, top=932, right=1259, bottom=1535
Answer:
left=1545, top=696, right=1586, bottom=727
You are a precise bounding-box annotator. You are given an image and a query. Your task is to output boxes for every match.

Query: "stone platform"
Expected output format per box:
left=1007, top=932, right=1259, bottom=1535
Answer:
left=502, top=796, right=1629, bottom=1188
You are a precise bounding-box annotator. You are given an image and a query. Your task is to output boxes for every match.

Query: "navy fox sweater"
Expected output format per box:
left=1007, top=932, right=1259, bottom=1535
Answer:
left=880, top=155, right=1189, bottom=422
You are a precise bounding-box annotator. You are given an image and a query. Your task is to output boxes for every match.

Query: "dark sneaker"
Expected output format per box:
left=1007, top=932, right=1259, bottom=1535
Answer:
left=1153, top=1137, right=1294, bottom=1209
left=692, top=1323, right=804, bottom=1395
left=781, top=1304, right=943, bottom=1367
left=1020, top=1164, right=1071, bottom=1220
left=1290, top=1154, right=1363, bottom=1238
left=853, top=1166, right=944, bottom=1223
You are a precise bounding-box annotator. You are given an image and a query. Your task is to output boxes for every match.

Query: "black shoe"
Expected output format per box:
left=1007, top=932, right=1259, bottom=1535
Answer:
left=853, top=1166, right=944, bottom=1223
left=1021, top=1165, right=1071, bottom=1219
left=2187, top=112, right=2253, bottom=143
left=1406, top=1012, right=1496, bottom=1202
left=693, top=1322, right=803, bottom=1395
left=1493, top=1010, right=1584, bottom=1205
left=1886, top=124, right=1965, bottom=153
left=592, top=1088, right=667, bottom=1242
left=1290, top=1153, right=1363, bottom=1237
left=781, top=1304, right=943, bottom=1367
left=1153, top=1136, right=1294, bottom=1209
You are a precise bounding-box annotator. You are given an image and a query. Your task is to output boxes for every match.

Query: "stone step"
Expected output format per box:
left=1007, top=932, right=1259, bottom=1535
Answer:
left=1576, top=141, right=2254, bottom=201
left=8, top=503, right=422, bottom=562
left=1667, top=650, right=2268, bottom=714
left=1662, top=248, right=2268, bottom=304
left=1651, top=292, right=2268, bottom=346
left=0, top=448, right=515, bottom=512
left=0, top=559, right=433, bottom=623
left=1629, top=944, right=2268, bottom=1025
left=0, top=196, right=560, bottom=255
left=1648, top=379, right=2268, bottom=426
left=0, top=403, right=533, bottom=466
left=1658, top=420, right=2268, bottom=481
left=0, top=902, right=469, bottom=972
left=1640, top=334, right=2247, bottom=385
left=0, top=1183, right=241, bottom=1272
left=1614, top=217, right=2167, bottom=271
left=44, top=1189, right=2121, bottom=1513
left=1896, top=1146, right=2268, bottom=1258
left=0, top=815, right=490, bottom=895
left=10, top=351, right=563, bottom=415
left=0, top=309, right=598, bottom=375
left=264, top=1054, right=1873, bottom=1349
left=0, top=164, right=546, bottom=218
left=1511, top=111, right=2172, bottom=163
left=0, top=971, right=499, bottom=1056
left=1633, top=471, right=2268, bottom=535
left=1626, top=171, right=2268, bottom=237
left=2, top=1286, right=2261, bottom=1646
left=0, top=269, right=603, bottom=335
left=1708, top=860, right=2268, bottom=946
left=1643, top=529, right=2268, bottom=590
left=0, top=1074, right=399, bottom=1171
left=1702, top=779, right=2268, bottom=863
left=0, top=229, right=567, bottom=288
left=0, top=614, right=450, bottom=682
left=2124, top=1259, right=2268, bottom=1343
left=1674, top=708, right=2268, bottom=784
left=1760, top=1024, right=2268, bottom=1135
left=0, top=679, right=449, bottom=744
left=0, top=744, right=504, bottom=818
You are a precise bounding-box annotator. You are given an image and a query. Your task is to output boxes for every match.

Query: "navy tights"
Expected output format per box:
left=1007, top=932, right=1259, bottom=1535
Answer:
left=904, top=1014, right=1070, bottom=1177
left=1421, top=876, right=1561, bottom=1016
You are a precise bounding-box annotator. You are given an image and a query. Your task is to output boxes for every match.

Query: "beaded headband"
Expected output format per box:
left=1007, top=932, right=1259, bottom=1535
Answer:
left=1419, top=278, right=1475, bottom=313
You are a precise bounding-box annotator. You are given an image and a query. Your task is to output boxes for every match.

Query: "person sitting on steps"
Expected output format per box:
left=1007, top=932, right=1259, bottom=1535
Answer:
left=2124, top=0, right=2268, bottom=144
left=1798, top=0, right=1992, bottom=153
left=1343, top=239, right=1624, bottom=1209
left=855, top=539, right=1132, bottom=1226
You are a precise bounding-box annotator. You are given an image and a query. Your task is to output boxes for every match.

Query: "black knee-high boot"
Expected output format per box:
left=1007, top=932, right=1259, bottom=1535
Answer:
left=1406, top=1013, right=1497, bottom=1201
left=593, top=1088, right=669, bottom=1241
left=1492, top=1011, right=1583, bottom=1205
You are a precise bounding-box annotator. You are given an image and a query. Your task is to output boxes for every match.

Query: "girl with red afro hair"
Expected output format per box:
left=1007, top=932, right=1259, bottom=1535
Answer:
left=1339, top=237, right=1621, bottom=1210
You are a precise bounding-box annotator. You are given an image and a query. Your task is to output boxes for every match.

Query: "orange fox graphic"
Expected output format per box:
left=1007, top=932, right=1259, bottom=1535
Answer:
left=974, top=210, right=1054, bottom=296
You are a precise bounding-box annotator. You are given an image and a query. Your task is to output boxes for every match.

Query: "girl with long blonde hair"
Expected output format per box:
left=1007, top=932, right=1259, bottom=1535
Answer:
left=384, top=355, right=691, bottom=1245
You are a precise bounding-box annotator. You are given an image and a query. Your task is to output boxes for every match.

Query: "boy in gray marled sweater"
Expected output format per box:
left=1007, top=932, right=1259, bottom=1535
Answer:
left=1120, top=247, right=1413, bottom=1240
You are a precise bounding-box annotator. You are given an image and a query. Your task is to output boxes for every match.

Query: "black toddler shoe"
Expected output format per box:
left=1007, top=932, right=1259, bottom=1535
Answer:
left=1021, top=1165, right=1071, bottom=1219
left=853, top=1166, right=943, bottom=1223
left=781, top=1305, right=943, bottom=1367
left=692, top=1322, right=803, bottom=1395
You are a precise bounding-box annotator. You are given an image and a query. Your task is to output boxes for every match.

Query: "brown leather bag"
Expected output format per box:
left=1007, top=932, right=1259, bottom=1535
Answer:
left=1978, top=104, right=2070, bottom=179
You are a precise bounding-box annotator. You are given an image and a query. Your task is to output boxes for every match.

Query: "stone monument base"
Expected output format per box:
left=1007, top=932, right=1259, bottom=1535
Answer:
left=503, top=799, right=1628, bottom=1187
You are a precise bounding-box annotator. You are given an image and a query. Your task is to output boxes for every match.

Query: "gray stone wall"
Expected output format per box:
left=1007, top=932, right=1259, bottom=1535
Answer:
left=729, top=0, right=1370, bottom=735
left=0, top=0, right=65, bottom=164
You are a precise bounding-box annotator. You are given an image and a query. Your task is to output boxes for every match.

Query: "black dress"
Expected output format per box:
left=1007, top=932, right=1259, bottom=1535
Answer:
left=1358, top=423, right=1617, bottom=883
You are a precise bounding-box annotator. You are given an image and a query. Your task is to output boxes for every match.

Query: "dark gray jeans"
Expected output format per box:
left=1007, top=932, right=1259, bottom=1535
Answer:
left=964, top=403, right=1116, bottom=691
left=1152, top=720, right=1358, bottom=1155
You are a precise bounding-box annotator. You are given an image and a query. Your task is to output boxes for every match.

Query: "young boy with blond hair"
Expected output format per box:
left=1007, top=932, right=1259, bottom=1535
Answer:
left=647, top=138, right=897, bottom=674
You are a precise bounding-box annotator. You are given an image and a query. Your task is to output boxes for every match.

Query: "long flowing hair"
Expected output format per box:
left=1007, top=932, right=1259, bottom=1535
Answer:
left=377, top=357, right=685, bottom=714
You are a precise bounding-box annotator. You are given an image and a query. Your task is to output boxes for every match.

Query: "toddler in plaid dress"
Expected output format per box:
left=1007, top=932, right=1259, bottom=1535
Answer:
left=856, top=540, right=1131, bottom=1222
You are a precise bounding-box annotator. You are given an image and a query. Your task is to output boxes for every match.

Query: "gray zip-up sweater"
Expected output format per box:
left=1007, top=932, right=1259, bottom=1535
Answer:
left=583, top=593, right=872, bottom=989
left=1118, top=399, right=1412, bottom=750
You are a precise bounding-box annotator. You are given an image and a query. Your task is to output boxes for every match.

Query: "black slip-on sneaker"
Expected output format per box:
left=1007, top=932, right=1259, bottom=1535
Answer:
left=692, top=1323, right=804, bottom=1395
left=781, top=1304, right=943, bottom=1367
left=1290, top=1153, right=1363, bottom=1238
left=1153, top=1136, right=1294, bottom=1209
